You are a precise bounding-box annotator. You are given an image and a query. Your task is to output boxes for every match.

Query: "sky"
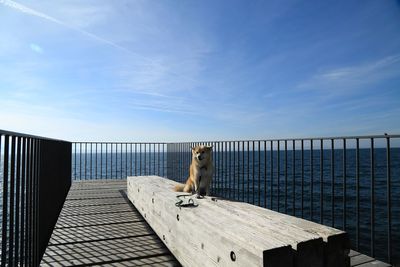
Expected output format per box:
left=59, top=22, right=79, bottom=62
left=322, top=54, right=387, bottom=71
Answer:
left=0, top=0, right=399, bottom=142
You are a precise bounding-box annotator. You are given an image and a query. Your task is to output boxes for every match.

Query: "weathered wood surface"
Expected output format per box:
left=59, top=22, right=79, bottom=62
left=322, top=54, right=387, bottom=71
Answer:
left=39, top=179, right=391, bottom=267
left=41, top=180, right=180, bottom=266
left=127, top=176, right=351, bottom=267
left=349, top=250, right=392, bottom=267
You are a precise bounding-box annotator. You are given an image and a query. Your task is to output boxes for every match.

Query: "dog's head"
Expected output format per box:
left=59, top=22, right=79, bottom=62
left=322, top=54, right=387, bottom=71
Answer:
left=192, top=145, right=212, bottom=163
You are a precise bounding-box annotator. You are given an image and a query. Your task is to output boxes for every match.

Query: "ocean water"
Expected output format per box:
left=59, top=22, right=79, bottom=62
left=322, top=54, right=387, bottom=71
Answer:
left=1, top=148, right=399, bottom=264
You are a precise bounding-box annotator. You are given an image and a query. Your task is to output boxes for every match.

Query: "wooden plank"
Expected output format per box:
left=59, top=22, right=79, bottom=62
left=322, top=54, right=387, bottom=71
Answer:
left=350, top=252, right=392, bottom=267
left=127, top=176, right=354, bottom=267
left=128, top=176, right=294, bottom=267
left=41, top=180, right=180, bottom=267
left=128, top=176, right=297, bottom=267
left=132, top=182, right=292, bottom=266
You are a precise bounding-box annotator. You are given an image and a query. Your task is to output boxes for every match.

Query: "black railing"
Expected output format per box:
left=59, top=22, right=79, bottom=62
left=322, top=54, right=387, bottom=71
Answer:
left=0, top=130, right=71, bottom=266
left=72, top=142, right=167, bottom=180
left=165, top=135, right=399, bottom=265
left=71, top=135, right=399, bottom=265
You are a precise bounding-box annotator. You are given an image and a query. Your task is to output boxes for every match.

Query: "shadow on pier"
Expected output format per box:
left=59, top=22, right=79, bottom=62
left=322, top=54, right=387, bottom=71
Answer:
left=41, top=180, right=180, bottom=266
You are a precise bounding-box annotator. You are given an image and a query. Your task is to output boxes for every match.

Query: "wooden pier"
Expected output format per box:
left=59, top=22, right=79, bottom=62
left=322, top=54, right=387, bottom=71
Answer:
left=41, top=180, right=180, bottom=266
left=41, top=179, right=391, bottom=267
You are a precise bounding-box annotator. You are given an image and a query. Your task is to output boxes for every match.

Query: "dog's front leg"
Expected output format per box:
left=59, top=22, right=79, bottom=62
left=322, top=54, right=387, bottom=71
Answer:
left=194, top=173, right=201, bottom=197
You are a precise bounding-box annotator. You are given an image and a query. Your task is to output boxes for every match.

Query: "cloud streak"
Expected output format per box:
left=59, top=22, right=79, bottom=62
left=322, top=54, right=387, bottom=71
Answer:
left=298, top=54, right=400, bottom=93
left=0, top=0, right=151, bottom=60
left=29, top=43, right=43, bottom=53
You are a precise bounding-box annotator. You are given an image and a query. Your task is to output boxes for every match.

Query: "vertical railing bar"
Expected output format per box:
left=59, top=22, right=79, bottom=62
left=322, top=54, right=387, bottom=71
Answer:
left=158, top=143, right=160, bottom=176
left=120, top=143, right=122, bottom=179
left=225, top=142, right=229, bottom=198
left=100, top=143, right=103, bottom=179
left=264, top=141, right=267, bottom=208
left=178, top=143, right=180, bottom=181
left=343, top=138, right=347, bottom=231
left=25, top=138, right=31, bottom=266
left=229, top=141, right=232, bottom=200
left=20, top=137, right=26, bottom=265
left=28, top=138, right=36, bottom=264
left=310, top=139, right=314, bottom=221
left=247, top=141, right=250, bottom=203
left=15, top=137, right=21, bottom=265
left=331, top=139, right=335, bottom=227
left=149, top=143, right=151, bottom=177
left=258, top=141, right=261, bottom=206
left=277, top=140, right=280, bottom=212
left=370, top=138, right=375, bottom=258
left=135, top=144, right=138, bottom=176
left=217, top=142, right=220, bottom=197
left=292, top=140, right=295, bottom=216
left=110, top=143, right=114, bottom=179
left=29, top=139, right=35, bottom=266
left=28, top=138, right=32, bottom=266
left=174, top=143, right=176, bottom=180
left=386, top=137, right=392, bottom=263
left=85, top=142, right=87, bottom=180
left=145, top=143, right=147, bottom=176
left=35, top=139, right=40, bottom=265
left=105, top=143, right=108, bottom=179
left=130, top=143, right=133, bottom=176
left=252, top=140, right=255, bottom=205
left=95, top=143, right=99, bottom=179
left=215, top=142, right=221, bottom=195
left=237, top=141, right=240, bottom=200
left=242, top=141, right=245, bottom=202
left=95, top=143, right=98, bottom=179
left=90, top=143, right=92, bottom=179
left=270, top=141, right=273, bottom=209
left=1, top=135, right=9, bottom=266
left=74, top=143, right=76, bottom=179
left=320, top=139, right=324, bottom=224
left=356, top=138, right=360, bottom=250
left=217, top=142, right=220, bottom=196
left=221, top=142, right=224, bottom=197
left=79, top=142, right=82, bottom=180
left=233, top=141, right=236, bottom=200
left=31, top=139, right=36, bottom=265
left=163, top=143, right=165, bottom=177
left=257, top=141, right=261, bottom=207
left=171, top=142, right=173, bottom=179
left=126, top=143, right=128, bottom=178
left=301, top=139, right=304, bottom=218
left=284, top=140, right=287, bottom=214
left=8, top=136, right=16, bottom=266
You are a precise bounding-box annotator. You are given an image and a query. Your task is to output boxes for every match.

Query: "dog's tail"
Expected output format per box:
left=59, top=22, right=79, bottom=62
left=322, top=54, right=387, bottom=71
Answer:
left=174, top=183, right=185, bottom=192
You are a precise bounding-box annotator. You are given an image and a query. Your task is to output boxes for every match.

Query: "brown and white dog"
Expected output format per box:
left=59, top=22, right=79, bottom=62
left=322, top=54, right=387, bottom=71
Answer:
left=174, top=145, right=213, bottom=196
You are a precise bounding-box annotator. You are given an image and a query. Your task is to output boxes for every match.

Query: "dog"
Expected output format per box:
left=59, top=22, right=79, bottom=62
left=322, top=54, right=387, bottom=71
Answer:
left=174, top=145, right=213, bottom=196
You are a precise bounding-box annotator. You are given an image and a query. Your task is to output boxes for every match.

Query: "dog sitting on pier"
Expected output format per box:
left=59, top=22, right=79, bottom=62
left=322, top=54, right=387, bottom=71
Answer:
left=174, top=145, right=213, bottom=196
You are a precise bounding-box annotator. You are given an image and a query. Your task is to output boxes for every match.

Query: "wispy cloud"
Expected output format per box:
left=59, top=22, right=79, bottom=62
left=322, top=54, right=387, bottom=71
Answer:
left=298, top=54, right=400, bottom=93
left=29, top=43, right=43, bottom=53
left=0, top=0, right=151, bottom=60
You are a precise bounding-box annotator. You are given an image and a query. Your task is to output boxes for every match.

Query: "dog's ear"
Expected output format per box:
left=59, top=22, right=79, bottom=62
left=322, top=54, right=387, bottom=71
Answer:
left=206, top=145, right=213, bottom=151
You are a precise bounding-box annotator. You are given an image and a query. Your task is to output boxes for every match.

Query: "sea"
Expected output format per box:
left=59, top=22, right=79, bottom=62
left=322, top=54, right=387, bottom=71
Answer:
left=1, top=147, right=399, bottom=264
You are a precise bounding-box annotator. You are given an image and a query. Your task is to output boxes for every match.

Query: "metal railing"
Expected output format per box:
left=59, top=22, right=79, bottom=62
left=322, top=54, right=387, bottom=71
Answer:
left=71, top=135, right=399, bottom=265
left=0, top=130, right=71, bottom=266
left=165, top=135, right=400, bottom=265
left=72, top=142, right=167, bottom=180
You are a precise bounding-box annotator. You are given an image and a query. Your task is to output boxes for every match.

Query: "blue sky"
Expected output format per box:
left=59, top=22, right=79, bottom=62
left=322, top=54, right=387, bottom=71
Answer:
left=0, top=0, right=399, bottom=141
